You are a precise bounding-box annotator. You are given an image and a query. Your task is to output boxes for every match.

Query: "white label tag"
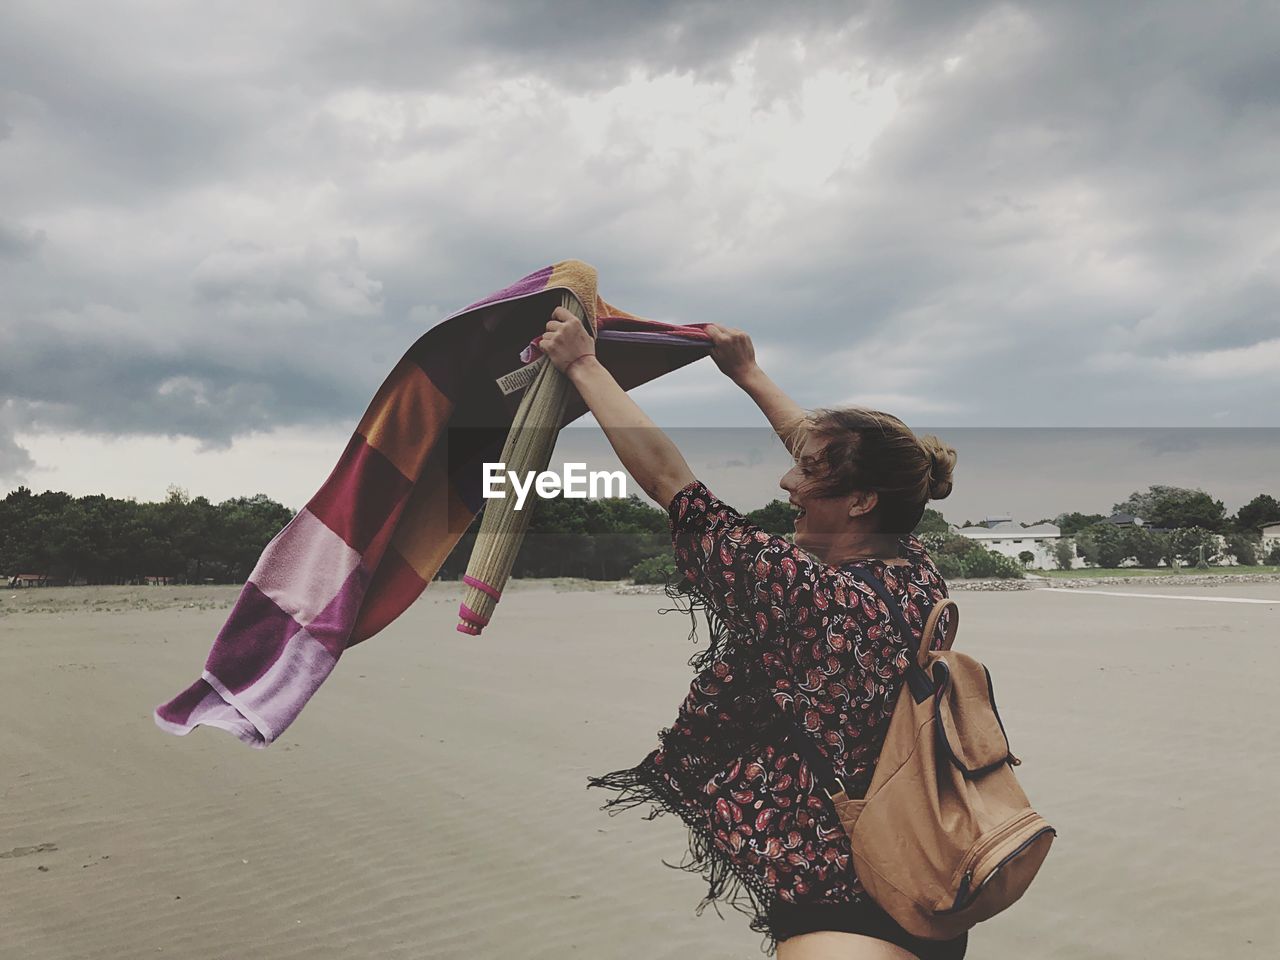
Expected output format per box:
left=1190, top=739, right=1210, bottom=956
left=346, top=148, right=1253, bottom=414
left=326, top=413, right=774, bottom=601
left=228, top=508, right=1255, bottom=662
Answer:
left=496, top=356, right=544, bottom=395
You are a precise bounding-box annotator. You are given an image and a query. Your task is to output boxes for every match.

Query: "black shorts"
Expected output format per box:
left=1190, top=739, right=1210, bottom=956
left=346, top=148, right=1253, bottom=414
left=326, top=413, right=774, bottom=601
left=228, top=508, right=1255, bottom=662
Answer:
left=767, top=898, right=968, bottom=959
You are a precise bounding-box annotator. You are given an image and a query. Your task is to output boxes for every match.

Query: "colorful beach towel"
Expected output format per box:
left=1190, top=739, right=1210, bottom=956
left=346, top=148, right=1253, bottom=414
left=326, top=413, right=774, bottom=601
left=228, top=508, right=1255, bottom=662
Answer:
left=154, top=260, right=712, bottom=747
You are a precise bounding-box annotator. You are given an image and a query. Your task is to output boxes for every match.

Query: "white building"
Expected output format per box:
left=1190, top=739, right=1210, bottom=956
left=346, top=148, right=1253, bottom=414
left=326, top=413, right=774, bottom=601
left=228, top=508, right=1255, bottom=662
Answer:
left=1262, top=521, right=1280, bottom=558
left=958, top=515, right=1075, bottom=570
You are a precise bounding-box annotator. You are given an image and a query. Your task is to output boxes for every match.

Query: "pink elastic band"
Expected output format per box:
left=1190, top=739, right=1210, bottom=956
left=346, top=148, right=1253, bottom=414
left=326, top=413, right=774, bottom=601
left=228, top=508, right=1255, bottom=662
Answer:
left=456, top=621, right=481, bottom=635
left=462, top=575, right=501, bottom=602
left=457, top=601, right=490, bottom=626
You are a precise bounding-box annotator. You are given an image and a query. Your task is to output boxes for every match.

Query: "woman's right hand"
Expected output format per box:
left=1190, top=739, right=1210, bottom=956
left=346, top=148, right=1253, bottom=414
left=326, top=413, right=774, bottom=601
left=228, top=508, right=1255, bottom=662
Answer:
left=704, top=323, right=759, bottom=383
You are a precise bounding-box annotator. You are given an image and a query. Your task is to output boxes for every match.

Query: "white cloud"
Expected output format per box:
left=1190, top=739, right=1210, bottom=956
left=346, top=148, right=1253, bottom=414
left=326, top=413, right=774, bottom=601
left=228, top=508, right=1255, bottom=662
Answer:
left=1093, top=337, right=1280, bottom=381
left=11, top=425, right=351, bottom=508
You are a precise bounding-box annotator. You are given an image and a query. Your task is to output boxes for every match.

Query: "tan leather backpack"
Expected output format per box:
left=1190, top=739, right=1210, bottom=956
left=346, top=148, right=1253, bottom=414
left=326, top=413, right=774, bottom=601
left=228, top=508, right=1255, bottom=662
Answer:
left=781, top=568, right=1055, bottom=940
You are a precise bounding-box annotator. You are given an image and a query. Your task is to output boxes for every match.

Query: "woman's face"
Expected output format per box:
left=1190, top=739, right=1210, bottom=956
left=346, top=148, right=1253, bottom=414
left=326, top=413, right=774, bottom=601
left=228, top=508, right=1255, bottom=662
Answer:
left=779, top=431, right=864, bottom=553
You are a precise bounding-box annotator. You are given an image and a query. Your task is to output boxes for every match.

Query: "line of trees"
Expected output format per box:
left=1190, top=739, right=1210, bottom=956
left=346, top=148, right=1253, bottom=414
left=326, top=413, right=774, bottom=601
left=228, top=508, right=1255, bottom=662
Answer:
left=439, top=493, right=673, bottom=582
left=5, top=481, right=1274, bottom=587
left=1048, top=488, right=1277, bottom=536
left=1, top=483, right=995, bottom=585
left=1043, top=487, right=1279, bottom=570
left=0, top=484, right=809, bottom=586
left=0, top=485, right=295, bottom=585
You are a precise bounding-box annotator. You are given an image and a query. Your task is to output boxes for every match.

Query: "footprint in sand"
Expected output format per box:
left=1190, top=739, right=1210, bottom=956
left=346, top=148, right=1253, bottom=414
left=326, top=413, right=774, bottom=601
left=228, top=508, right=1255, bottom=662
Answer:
left=1, top=842, right=58, bottom=859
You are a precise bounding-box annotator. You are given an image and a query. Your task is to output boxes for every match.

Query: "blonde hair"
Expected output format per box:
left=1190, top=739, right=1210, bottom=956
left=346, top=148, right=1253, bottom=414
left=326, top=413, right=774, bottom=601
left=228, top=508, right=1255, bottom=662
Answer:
left=783, top=407, right=957, bottom=534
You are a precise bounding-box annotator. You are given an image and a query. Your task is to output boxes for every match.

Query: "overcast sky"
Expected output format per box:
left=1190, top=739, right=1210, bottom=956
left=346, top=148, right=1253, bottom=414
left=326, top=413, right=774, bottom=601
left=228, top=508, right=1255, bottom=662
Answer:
left=2, top=1, right=1277, bottom=521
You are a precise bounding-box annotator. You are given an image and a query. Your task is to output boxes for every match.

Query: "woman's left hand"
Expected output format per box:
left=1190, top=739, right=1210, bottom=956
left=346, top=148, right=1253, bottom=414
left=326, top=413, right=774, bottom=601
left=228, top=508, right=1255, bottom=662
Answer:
left=541, top=306, right=596, bottom=374
left=704, top=323, right=759, bottom=383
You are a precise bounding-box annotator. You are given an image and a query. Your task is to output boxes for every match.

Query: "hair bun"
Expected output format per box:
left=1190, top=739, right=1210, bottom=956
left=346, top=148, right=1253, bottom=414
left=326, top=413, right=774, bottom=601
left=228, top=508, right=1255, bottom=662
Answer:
left=920, top=435, right=957, bottom=500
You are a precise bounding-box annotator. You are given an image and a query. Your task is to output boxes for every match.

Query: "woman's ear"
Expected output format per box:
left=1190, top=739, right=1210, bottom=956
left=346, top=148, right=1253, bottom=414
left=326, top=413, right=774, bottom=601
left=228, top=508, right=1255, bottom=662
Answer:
left=847, top=490, right=878, bottom=519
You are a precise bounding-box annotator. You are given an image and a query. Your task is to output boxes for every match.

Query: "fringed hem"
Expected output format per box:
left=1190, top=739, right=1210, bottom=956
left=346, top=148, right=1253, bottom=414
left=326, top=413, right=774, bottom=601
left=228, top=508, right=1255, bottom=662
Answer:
left=658, top=575, right=739, bottom=675
left=586, top=753, right=782, bottom=957
left=655, top=573, right=785, bottom=767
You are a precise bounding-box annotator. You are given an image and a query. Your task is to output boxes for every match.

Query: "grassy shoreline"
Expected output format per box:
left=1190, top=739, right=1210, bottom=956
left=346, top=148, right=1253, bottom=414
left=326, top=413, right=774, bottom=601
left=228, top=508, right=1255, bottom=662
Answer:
left=1034, top=565, right=1280, bottom=579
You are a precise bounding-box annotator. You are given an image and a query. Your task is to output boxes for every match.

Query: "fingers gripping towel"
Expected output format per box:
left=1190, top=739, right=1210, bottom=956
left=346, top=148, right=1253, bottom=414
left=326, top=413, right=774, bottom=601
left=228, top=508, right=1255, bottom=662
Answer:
left=154, top=259, right=712, bottom=747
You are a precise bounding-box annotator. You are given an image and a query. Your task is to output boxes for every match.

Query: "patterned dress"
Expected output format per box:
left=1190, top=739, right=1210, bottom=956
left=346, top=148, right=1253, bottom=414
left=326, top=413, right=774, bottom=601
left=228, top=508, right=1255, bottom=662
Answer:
left=586, top=478, right=954, bottom=955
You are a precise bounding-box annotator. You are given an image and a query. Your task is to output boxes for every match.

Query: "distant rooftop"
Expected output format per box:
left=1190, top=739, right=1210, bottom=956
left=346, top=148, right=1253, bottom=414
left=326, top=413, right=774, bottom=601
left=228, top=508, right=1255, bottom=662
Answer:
left=963, top=518, right=1061, bottom=537
left=1106, top=513, right=1145, bottom=526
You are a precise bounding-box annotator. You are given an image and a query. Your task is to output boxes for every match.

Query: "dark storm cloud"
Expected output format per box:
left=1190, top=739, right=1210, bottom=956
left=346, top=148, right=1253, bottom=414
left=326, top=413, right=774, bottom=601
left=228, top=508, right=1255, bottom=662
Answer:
left=0, top=339, right=373, bottom=447
left=0, top=232, right=397, bottom=449
left=0, top=405, right=36, bottom=479
left=747, top=0, right=1280, bottom=425
left=292, top=1, right=984, bottom=94
left=0, top=11, right=278, bottom=211
left=1, top=0, right=1278, bottom=493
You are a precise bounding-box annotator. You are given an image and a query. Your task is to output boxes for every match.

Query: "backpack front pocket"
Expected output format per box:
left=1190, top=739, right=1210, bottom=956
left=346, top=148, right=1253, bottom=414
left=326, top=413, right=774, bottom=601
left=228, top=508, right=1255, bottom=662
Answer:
left=936, top=811, right=1056, bottom=919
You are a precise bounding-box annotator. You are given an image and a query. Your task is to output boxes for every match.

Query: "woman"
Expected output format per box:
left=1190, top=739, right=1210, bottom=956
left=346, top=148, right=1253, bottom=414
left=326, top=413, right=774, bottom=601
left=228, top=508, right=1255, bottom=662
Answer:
left=539, top=307, right=961, bottom=960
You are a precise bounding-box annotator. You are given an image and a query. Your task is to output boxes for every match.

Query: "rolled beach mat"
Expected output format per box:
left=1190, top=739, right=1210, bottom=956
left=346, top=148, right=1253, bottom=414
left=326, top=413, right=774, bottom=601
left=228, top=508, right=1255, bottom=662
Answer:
left=457, top=291, right=592, bottom=634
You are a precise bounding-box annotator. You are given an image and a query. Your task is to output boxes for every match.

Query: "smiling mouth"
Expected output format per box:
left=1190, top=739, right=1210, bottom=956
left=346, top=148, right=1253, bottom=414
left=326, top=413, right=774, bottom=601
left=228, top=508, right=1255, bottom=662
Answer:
left=790, top=501, right=807, bottom=522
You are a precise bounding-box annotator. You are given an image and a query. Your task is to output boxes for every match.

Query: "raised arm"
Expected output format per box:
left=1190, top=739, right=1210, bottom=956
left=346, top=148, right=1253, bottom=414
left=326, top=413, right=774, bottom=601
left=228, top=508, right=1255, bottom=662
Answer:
left=540, top=311, right=828, bottom=664
left=536, top=313, right=803, bottom=508
left=540, top=307, right=696, bottom=509
left=703, top=324, right=808, bottom=457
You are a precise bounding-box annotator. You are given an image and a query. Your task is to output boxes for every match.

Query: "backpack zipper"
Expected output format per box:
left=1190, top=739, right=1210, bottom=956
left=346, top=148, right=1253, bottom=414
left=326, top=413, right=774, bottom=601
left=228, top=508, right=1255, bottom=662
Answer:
left=940, top=811, right=1038, bottom=912
left=946, top=820, right=1055, bottom=914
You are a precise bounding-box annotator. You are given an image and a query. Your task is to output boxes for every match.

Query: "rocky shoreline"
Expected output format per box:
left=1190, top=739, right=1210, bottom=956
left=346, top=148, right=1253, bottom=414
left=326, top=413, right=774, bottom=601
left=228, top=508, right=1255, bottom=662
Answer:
left=1022, top=571, right=1280, bottom=590
left=616, top=571, right=1280, bottom=595
left=4, top=571, right=1278, bottom=616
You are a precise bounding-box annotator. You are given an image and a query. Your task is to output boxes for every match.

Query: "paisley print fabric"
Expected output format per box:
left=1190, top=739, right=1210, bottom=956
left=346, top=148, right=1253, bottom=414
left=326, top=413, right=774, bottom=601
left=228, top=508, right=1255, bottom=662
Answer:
left=586, top=479, right=953, bottom=955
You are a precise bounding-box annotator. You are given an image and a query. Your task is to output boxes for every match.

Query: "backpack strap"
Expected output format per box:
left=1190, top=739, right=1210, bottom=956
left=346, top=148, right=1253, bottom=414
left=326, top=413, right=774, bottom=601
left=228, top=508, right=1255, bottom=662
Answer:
left=779, top=706, right=850, bottom=802
left=777, top=566, right=945, bottom=802
left=845, top=567, right=936, bottom=705
left=919, top=598, right=959, bottom=669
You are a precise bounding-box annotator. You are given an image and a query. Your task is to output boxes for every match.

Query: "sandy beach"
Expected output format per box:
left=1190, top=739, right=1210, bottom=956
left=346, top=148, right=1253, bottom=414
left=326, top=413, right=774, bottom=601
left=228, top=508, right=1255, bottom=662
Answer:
left=2, top=579, right=1277, bottom=959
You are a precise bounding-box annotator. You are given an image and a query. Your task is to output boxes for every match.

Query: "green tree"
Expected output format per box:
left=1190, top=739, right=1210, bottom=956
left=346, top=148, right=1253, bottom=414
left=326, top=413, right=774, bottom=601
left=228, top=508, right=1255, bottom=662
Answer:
left=1114, top=486, right=1225, bottom=531
left=1168, top=526, right=1220, bottom=565
left=0, top=487, right=35, bottom=574
left=747, top=498, right=800, bottom=534
left=1233, top=494, right=1280, bottom=534
left=176, top=496, right=219, bottom=582
left=501, top=492, right=686, bottom=580
left=1018, top=550, right=1035, bottom=568
left=1, top=485, right=303, bottom=585
left=1121, top=526, right=1170, bottom=568
left=209, top=494, right=294, bottom=582
left=914, top=507, right=951, bottom=537
left=1076, top=523, right=1128, bottom=568
left=1055, top=512, right=1107, bottom=536
left=629, top=554, right=677, bottom=584
left=1052, top=539, right=1075, bottom=571
left=962, top=548, right=1025, bottom=579
left=920, top=533, right=1023, bottom=579
left=1112, top=487, right=1173, bottom=520
left=1152, top=490, right=1226, bottom=531
left=1224, top=533, right=1260, bottom=566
